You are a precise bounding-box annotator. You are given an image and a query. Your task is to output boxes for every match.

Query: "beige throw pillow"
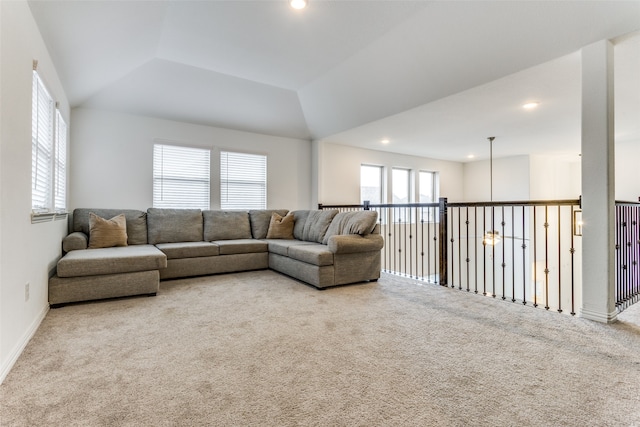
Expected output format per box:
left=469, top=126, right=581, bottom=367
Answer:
left=88, top=213, right=128, bottom=249
left=266, top=212, right=295, bottom=239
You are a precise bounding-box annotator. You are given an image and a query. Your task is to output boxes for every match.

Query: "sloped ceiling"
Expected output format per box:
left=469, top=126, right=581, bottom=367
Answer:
left=29, top=0, right=640, bottom=161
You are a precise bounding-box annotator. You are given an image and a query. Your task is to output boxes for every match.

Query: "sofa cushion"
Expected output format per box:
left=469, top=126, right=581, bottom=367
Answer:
left=56, top=245, right=167, bottom=278
left=292, top=210, right=310, bottom=240
left=266, top=212, right=295, bottom=239
left=301, top=210, right=338, bottom=243
left=73, top=208, right=148, bottom=245
left=288, top=244, right=334, bottom=267
left=62, top=232, right=89, bottom=252
left=203, top=211, right=252, bottom=241
left=264, top=239, right=315, bottom=257
left=249, top=210, right=288, bottom=239
left=147, top=208, right=203, bottom=244
left=322, top=211, right=379, bottom=244
left=88, top=213, right=128, bottom=249
left=155, top=242, right=219, bottom=259
left=214, top=239, right=268, bottom=255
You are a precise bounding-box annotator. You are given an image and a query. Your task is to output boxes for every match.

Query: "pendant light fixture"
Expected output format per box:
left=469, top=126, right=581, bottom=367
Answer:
left=483, top=136, right=501, bottom=246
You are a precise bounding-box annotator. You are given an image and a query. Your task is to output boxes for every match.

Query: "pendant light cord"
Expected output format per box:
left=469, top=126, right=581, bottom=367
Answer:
left=488, top=136, right=495, bottom=202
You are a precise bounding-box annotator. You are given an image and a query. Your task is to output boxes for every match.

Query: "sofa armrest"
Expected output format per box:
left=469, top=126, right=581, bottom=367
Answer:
left=328, top=234, right=384, bottom=254
left=62, top=232, right=88, bottom=252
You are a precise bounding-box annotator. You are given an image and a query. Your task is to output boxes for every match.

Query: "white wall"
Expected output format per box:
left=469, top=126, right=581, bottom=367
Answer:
left=463, top=155, right=530, bottom=201
left=463, top=154, right=581, bottom=202
left=529, top=155, right=581, bottom=200
left=0, top=0, right=70, bottom=383
left=615, top=140, right=640, bottom=202
left=70, top=108, right=312, bottom=211
left=317, top=142, right=464, bottom=205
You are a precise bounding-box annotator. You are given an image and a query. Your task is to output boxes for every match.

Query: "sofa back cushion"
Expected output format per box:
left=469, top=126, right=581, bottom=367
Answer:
left=292, top=210, right=310, bottom=240
left=203, top=211, right=252, bottom=241
left=322, top=211, right=379, bottom=244
left=73, top=208, right=148, bottom=245
left=249, top=209, right=289, bottom=239
left=147, top=208, right=203, bottom=244
left=294, top=209, right=338, bottom=243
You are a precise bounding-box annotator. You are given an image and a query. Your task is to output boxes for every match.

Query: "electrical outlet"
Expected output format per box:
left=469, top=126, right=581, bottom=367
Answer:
left=25, top=283, right=30, bottom=302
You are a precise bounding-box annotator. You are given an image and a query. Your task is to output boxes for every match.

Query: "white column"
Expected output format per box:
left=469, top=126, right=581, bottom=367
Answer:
left=580, top=40, right=617, bottom=323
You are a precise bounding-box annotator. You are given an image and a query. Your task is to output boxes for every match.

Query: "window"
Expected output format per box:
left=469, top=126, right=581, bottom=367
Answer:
left=392, top=168, right=411, bottom=222
left=392, top=168, right=411, bottom=204
left=220, top=151, right=267, bottom=209
left=32, top=70, right=67, bottom=216
left=153, top=144, right=211, bottom=209
left=419, top=171, right=436, bottom=203
left=360, top=164, right=383, bottom=204
left=419, top=170, right=437, bottom=222
left=54, top=110, right=67, bottom=212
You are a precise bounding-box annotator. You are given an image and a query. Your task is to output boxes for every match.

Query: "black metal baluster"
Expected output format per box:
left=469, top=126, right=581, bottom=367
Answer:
left=475, top=206, right=478, bottom=294
left=501, top=206, right=506, bottom=300
left=450, top=206, right=455, bottom=288
left=522, top=205, right=527, bottom=306
left=483, top=206, right=487, bottom=296
left=511, top=206, right=516, bottom=302
left=557, top=205, right=562, bottom=313
left=420, top=207, right=425, bottom=280
left=544, top=205, right=550, bottom=310
left=458, top=207, right=462, bottom=290
left=466, top=207, right=470, bottom=292
left=533, top=207, right=538, bottom=308
left=492, top=205, right=496, bottom=298
left=570, top=204, right=576, bottom=316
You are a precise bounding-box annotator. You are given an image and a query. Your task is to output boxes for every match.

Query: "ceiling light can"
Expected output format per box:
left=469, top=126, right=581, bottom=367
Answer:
left=290, top=0, right=307, bottom=10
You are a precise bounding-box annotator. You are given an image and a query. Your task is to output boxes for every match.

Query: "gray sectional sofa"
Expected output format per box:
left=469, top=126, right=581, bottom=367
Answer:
left=49, top=208, right=383, bottom=306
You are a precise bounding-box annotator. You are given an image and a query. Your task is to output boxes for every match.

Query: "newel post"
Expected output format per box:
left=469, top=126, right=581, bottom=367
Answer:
left=439, top=197, right=448, bottom=286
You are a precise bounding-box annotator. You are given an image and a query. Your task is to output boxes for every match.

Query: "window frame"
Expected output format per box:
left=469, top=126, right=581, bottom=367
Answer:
left=360, top=164, right=384, bottom=205
left=220, top=150, right=267, bottom=210
left=31, top=69, right=67, bottom=221
left=152, top=142, right=211, bottom=210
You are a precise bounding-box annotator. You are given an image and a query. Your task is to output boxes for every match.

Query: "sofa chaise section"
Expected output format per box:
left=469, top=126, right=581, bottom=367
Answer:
left=49, top=244, right=167, bottom=306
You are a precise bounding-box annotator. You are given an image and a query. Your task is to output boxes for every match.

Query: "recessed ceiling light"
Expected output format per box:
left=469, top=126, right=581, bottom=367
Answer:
left=467, top=154, right=475, bottom=159
left=522, top=102, right=540, bottom=110
left=381, top=139, right=390, bottom=144
left=290, top=0, right=307, bottom=9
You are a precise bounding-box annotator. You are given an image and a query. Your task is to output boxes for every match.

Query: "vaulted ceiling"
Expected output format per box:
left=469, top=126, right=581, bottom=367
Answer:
left=29, top=1, right=640, bottom=162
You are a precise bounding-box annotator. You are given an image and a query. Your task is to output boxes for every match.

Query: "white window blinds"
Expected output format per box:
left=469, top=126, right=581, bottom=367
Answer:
left=31, top=69, right=67, bottom=217
left=31, top=71, right=55, bottom=213
left=153, top=144, right=211, bottom=209
left=220, top=151, right=267, bottom=210
left=54, top=110, right=67, bottom=212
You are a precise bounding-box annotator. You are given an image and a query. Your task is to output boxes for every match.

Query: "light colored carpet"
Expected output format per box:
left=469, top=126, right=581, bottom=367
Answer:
left=1, top=270, right=640, bottom=427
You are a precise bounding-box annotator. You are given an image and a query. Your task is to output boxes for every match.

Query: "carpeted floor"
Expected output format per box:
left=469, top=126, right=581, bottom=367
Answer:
left=1, top=270, right=640, bottom=427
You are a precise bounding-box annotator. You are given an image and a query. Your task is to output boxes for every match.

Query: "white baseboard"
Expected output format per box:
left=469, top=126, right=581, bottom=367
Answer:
left=0, top=304, right=49, bottom=384
left=579, top=307, right=618, bottom=323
